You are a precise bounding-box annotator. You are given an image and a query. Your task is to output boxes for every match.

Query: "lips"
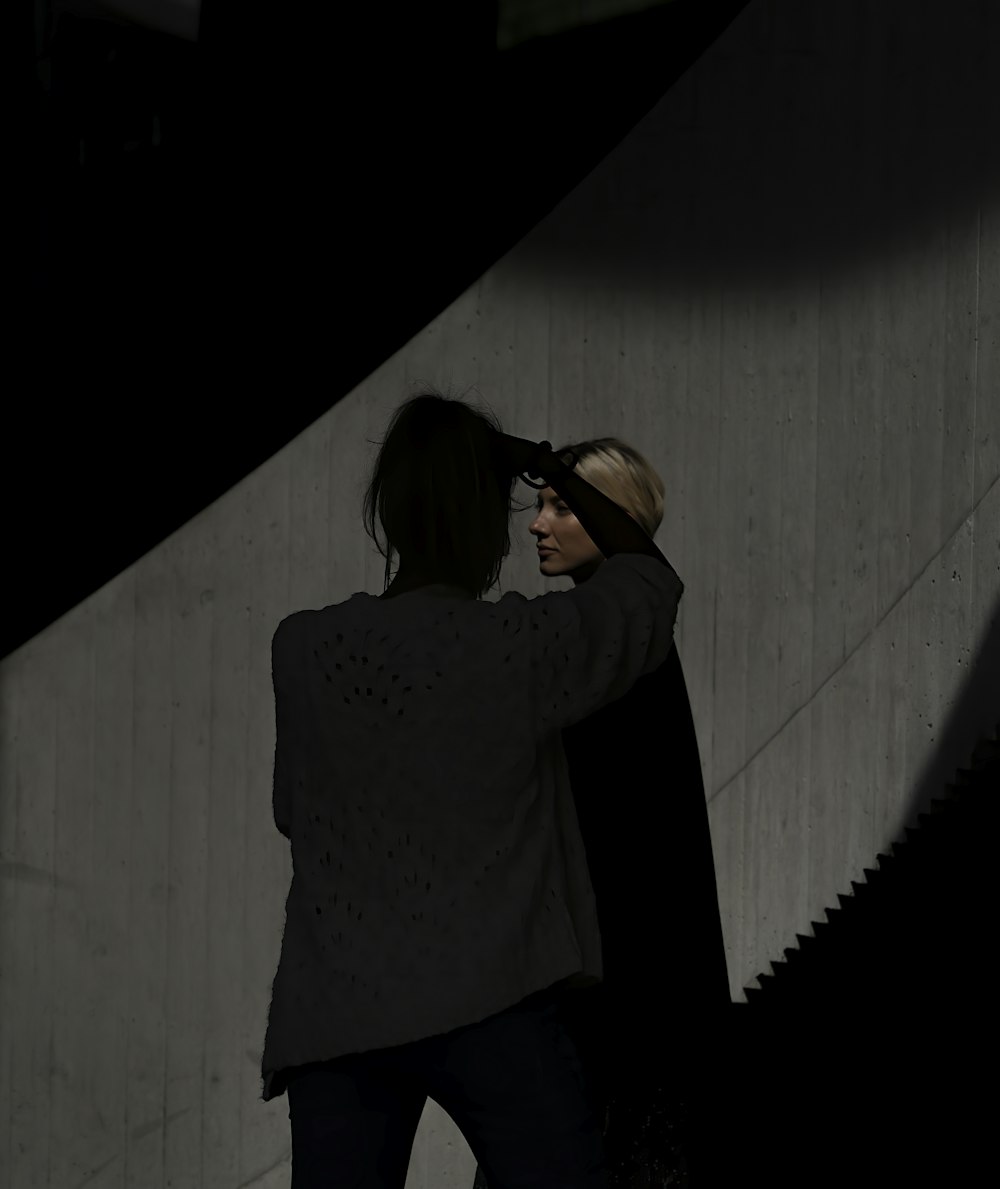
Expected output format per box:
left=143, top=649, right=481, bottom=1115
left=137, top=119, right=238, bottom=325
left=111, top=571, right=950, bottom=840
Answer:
left=537, top=547, right=555, bottom=556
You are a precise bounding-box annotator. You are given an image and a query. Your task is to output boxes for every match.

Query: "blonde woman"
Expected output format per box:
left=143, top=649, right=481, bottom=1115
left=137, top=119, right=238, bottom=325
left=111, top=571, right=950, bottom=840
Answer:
left=481, top=438, right=730, bottom=1188
left=261, top=392, right=727, bottom=1189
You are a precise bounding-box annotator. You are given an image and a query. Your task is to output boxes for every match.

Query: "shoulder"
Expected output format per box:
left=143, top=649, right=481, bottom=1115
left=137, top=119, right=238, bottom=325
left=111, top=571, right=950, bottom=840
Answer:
left=271, top=608, right=314, bottom=650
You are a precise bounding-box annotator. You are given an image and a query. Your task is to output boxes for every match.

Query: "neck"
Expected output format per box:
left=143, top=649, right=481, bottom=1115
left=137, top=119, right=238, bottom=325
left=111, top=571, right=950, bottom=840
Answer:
left=380, top=572, right=475, bottom=600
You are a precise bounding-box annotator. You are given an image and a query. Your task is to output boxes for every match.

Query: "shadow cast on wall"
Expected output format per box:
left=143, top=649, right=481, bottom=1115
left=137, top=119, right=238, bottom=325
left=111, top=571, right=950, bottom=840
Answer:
left=517, top=0, right=1000, bottom=293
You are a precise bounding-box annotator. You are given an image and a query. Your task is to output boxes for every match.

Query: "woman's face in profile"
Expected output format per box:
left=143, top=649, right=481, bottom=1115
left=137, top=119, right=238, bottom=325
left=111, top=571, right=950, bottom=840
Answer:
left=528, top=488, right=607, bottom=586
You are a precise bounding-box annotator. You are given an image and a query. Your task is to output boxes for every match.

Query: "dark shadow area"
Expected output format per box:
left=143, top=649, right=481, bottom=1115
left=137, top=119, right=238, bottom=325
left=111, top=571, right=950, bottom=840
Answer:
left=9, top=0, right=748, bottom=659
left=696, top=591, right=1000, bottom=1188
left=517, top=0, right=1000, bottom=293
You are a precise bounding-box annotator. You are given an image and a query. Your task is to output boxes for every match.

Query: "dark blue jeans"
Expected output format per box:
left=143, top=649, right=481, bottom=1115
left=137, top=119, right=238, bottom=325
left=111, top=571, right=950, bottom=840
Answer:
left=285, top=985, right=609, bottom=1189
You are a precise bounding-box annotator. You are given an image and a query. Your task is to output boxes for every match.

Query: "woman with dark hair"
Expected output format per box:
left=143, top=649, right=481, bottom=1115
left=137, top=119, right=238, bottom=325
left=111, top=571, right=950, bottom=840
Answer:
left=260, top=391, right=727, bottom=1189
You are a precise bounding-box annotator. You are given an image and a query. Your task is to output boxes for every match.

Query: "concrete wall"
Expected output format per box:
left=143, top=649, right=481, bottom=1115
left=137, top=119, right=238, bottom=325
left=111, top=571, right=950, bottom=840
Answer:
left=3, top=1, right=998, bottom=1186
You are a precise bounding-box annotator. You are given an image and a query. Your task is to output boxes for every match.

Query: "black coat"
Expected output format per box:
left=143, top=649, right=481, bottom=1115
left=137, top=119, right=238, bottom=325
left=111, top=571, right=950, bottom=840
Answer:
left=562, top=638, right=730, bottom=1033
left=562, top=640, right=730, bottom=1184
left=475, top=640, right=730, bottom=1189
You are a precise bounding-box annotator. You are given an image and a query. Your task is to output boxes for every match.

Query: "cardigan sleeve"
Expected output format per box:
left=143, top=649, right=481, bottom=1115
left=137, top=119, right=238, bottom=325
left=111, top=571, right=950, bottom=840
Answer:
left=525, top=552, right=684, bottom=741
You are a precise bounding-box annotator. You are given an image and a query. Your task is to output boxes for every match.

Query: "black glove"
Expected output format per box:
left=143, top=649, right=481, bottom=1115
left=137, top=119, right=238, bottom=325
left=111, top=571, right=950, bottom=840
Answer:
left=488, top=431, right=572, bottom=487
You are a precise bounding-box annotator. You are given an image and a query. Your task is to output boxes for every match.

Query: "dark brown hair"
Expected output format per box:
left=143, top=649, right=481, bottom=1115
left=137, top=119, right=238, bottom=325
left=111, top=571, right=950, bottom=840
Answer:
left=362, top=390, right=524, bottom=599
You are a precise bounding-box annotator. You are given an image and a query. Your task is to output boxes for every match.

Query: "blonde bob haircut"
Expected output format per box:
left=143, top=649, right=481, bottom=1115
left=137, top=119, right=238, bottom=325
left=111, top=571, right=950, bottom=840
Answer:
left=558, top=437, right=665, bottom=541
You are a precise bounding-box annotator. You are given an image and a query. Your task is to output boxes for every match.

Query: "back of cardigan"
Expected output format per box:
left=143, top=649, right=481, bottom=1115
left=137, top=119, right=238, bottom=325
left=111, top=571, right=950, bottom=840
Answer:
left=260, top=552, right=683, bottom=1101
